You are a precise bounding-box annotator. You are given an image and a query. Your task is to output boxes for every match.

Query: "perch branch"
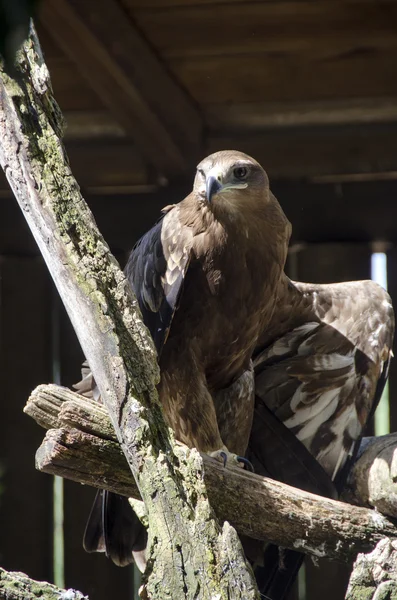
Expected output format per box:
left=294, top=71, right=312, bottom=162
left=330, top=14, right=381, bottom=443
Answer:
left=25, top=384, right=397, bottom=564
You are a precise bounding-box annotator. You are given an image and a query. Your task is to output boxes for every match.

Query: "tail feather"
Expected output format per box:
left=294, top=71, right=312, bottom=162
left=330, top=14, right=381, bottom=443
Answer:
left=75, top=363, right=148, bottom=571
left=83, top=489, right=107, bottom=554
left=255, top=547, right=304, bottom=600
left=83, top=490, right=147, bottom=571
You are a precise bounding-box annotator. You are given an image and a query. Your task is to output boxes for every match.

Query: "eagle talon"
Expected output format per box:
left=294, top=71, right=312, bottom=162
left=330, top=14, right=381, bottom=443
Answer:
left=210, top=449, right=252, bottom=471
left=236, top=456, right=254, bottom=472
left=219, top=451, right=228, bottom=468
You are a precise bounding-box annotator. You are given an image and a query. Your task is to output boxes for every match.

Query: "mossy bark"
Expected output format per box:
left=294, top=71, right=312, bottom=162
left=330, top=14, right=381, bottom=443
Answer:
left=0, top=24, right=259, bottom=600
left=346, top=539, right=397, bottom=600
left=0, top=568, right=87, bottom=600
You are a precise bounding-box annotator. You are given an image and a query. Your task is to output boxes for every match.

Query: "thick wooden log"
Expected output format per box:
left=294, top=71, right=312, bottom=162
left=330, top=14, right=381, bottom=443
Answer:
left=0, top=567, right=87, bottom=600
left=343, top=435, right=397, bottom=518
left=0, top=25, right=258, bottom=599
left=26, top=383, right=397, bottom=564
left=26, top=383, right=397, bottom=517
left=35, top=427, right=397, bottom=564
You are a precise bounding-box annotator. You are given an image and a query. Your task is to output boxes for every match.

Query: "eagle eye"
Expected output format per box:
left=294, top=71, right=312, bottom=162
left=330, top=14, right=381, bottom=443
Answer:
left=197, top=168, right=205, bottom=178
left=233, top=166, right=248, bottom=180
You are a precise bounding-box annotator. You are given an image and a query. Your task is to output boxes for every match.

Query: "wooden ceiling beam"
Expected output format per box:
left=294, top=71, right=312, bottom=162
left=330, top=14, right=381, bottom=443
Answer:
left=63, top=111, right=126, bottom=139
left=132, top=1, right=397, bottom=59
left=124, top=0, right=381, bottom=8
left=205, top=98, right=397, bottom=130
left=39, top=0, right=203, bottom=180
left=171, top=51, right=397, bottom=105
left=208, top=122, right=397, bottom=179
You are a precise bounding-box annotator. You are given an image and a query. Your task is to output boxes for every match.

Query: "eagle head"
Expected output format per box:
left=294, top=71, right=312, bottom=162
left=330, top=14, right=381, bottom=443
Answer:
left=193, top=150, right=270, bottom=207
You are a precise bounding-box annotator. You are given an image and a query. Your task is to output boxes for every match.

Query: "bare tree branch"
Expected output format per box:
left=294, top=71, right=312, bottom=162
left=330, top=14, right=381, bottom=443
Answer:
left=0, top=24, right=259, bottom=599
left=25, top=384, right=397, bottom=564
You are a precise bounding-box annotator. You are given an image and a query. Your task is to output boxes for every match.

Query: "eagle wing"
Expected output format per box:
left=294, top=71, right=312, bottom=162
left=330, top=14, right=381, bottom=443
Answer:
left=252, top=279, right=394, bottom=483
left=249, top=279, right=394, bottom=600
left=125, top=203, right=193, bottom=356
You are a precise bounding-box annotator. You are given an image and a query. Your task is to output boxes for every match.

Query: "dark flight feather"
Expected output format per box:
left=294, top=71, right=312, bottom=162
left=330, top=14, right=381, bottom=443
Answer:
left=83, top=490, right=147, bottom=570
left=125, top=209, right=192, bottom=356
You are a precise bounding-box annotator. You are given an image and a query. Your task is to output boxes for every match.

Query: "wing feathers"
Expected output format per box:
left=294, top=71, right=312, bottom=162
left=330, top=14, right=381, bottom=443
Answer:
left=253, top=279, right=394, bottom=481
left=125, top=206, right=193, bottom=355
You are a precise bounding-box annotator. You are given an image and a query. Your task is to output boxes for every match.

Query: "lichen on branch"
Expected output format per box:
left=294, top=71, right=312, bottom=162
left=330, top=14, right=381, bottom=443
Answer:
left=0, top=567, right=88, bottom=600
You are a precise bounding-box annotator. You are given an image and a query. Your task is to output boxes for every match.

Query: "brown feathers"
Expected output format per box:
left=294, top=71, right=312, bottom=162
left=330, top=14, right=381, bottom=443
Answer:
left=126, top=150, right=291, bottom=454
left=253, top=277, right=394, bottom=480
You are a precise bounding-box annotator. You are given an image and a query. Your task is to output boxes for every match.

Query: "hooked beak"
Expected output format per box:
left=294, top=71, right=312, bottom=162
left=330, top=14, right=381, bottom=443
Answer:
left=206, top=175, right=223, bottom=203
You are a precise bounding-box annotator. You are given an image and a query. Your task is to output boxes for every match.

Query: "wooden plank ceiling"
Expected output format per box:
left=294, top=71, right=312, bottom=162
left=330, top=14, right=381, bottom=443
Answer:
left=2, top=0, right=397, bottom=239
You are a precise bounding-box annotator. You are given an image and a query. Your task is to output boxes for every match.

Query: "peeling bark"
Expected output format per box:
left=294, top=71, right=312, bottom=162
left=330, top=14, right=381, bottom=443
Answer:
left=0, top=25, right=259, bottom=599
left=346, top=539, right=397, bottom=600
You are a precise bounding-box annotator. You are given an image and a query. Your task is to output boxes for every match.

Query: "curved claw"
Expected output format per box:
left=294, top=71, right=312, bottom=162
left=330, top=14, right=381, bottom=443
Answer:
left=209, top=449, right=254, bottom=472
left=236, top=456, right=255, bottom=472
left=219, top=451, right=228, bottom=468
